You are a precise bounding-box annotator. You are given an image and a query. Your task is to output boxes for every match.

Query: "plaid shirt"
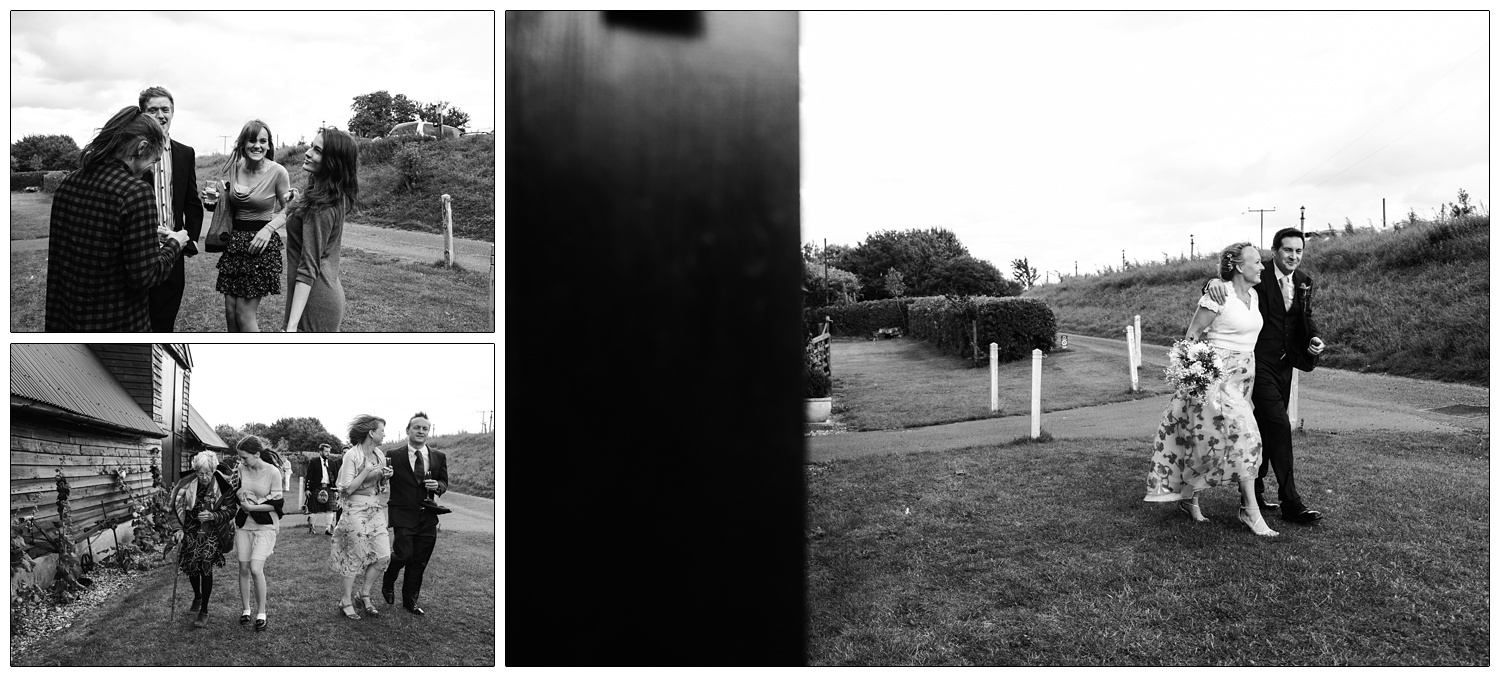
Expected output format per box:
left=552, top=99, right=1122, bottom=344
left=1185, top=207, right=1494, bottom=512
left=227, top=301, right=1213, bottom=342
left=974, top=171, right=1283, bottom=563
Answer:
left=45, top=159, right=182, bottom=331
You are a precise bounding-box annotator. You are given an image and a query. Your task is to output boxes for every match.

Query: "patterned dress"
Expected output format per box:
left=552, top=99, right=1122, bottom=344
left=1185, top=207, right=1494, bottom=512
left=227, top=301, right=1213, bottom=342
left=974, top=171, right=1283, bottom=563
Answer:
left=330, top=448, right=391, bottom=577
left=1144, top=291, right=1265, bottom=501
left=214, top=163, right=289, bottom=298
left=176, top=474, right=238, bottom=576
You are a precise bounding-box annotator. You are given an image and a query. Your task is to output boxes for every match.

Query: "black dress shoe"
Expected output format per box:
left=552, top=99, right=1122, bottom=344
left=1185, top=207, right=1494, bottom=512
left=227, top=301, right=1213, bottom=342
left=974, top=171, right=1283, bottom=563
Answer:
left=1256, top=495, right=1279, bottom=511
left=404, top=605, right=426, bottom=616
left=1282, top=508, right=1323, bottom=524
left=382, top=586, right=395, bottom=605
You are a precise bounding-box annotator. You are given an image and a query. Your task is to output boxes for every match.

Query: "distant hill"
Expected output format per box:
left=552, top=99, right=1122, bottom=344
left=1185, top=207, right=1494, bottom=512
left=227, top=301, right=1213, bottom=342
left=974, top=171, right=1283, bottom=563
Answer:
left=197, top=134, right=494, bottom=242
left=1026, top=215, right=1488, bottom=386
left=382, top=431, right=495, bottom=499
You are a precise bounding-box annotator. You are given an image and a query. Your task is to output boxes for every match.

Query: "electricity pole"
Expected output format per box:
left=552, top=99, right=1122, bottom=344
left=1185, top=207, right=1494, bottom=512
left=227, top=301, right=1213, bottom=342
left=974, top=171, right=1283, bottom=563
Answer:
left=823, top=238, right=828, bottom=306
left=1249, top=208, right=1275, bottom=248
left=219, top=135, right=231, bottom=155
left=1300, top=206, right=1305, bottom=230
left=1189, top=234, right=1194, bottom=258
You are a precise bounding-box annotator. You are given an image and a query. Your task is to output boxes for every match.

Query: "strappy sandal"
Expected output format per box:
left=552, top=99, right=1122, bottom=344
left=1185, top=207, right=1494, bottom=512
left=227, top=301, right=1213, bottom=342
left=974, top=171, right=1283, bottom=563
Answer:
left=360, top=594, right=381, bottom=616
left=240, top=611, right=252, bottom=626
left=338, top=602, right=361, bottom=620
left=255, top=616, right=268, bottom=632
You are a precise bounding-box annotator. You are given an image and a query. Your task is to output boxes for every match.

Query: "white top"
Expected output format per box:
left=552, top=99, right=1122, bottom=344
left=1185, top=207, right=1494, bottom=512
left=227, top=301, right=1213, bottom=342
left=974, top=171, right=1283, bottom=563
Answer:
left=1198, top=288, right=1263, bottom=353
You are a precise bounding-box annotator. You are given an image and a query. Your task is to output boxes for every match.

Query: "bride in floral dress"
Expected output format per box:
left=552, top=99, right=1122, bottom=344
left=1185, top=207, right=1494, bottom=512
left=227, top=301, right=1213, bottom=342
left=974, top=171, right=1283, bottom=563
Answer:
left=1143, top=242, right=1278, bottom=537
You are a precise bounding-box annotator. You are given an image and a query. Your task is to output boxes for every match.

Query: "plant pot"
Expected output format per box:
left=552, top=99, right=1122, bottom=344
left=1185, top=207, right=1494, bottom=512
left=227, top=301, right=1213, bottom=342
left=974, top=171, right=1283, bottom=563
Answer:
left=805, top=397, right=832, bottom=423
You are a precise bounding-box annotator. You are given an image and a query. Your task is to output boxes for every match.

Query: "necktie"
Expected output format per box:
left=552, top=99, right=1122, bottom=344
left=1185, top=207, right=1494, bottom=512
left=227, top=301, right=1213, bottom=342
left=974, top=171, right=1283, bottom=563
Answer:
left=1281, top=275, right=1293, bottom=312
left=413, top=449, right=425, bottom=481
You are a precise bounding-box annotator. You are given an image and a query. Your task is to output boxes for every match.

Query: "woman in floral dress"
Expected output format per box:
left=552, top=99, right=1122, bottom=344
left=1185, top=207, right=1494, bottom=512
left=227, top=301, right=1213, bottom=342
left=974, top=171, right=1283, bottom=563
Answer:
left=172, top=451, right=239, bottom=628
left=330, top=415, right=394, bottom=619
left=1143, top=242, right=1278, bottom=537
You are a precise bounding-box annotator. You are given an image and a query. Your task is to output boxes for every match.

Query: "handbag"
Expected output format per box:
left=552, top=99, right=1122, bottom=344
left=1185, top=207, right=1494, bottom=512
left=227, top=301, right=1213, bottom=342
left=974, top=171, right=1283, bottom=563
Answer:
left=204, top=179, right=232, bottom=253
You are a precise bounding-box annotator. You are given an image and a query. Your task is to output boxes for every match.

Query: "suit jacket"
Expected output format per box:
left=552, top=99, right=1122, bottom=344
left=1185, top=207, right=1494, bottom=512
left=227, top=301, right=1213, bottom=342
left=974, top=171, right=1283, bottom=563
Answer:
left=304, top=454, right=343, bottom=492
left=387, top=446, right=449, bottom=530
left=1253, top=267, right=1322, bottom=374
left=140, top=138, right=204, bottom=256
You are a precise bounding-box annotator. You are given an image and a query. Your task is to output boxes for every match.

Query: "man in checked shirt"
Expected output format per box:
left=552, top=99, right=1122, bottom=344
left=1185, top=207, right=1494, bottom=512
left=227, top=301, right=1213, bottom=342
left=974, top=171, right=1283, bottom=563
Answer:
left=44, top=106, right=190, bottom=332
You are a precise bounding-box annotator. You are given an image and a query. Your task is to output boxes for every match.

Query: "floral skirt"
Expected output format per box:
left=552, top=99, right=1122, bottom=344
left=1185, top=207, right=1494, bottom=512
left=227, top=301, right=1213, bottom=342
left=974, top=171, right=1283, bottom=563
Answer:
left=178, top=520, right=231, bottom=576
left=1144, top=348, right=1263, bottom=501
left=330, top=496, right=390, bottom=577
left=215, top=225, right=283, bottom=298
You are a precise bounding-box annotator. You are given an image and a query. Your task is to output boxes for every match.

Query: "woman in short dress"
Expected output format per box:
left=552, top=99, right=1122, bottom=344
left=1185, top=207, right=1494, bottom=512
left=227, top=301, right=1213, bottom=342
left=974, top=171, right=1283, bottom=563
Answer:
left=330, top=415, right=394, bottom=619
left=171, top=451, right=239, bottom=629
left=232, top=435, right=285, bottom=630
left=283, top=127, right=358, bottom=332
left=206, top=120, right=296, bottom=332
left=1143, top=242, right=1278, bottom=537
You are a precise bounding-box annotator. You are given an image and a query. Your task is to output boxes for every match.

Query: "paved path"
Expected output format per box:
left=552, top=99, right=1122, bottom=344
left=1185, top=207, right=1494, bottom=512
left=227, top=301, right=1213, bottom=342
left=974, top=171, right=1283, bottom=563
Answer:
left=13, top=221, right=494, bottom=272
left=280, top=489, right=495, bottom=534
left=807, top=333, right=1488, bottom=463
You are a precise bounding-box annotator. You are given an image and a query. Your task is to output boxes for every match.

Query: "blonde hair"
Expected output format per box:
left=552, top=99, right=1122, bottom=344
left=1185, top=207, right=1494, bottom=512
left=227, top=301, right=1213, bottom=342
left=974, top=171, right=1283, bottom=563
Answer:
left=1219, top=242, right=1258, bottom=281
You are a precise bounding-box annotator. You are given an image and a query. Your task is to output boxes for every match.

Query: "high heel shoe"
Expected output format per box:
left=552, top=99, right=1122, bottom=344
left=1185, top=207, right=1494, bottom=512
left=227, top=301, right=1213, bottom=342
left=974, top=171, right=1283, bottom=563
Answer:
left=1177, top=497, right=1208, bottom=522
left=360, top=594, right=381, bottom=616
left=338, top=602, right=361, bottom=620
left=1238, top=507, right=1280, bottom=537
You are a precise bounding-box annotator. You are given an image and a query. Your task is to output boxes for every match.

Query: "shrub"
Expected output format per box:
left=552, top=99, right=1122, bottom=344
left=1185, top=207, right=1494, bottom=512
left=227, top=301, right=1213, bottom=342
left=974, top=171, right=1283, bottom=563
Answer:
left=394, top=142, right=436, bottom=191
left=357, top=136, right=399, bottom=166
left=908, top=295, right=1056, bottom=366
left=11, top=171, right=46, bottom=191
left=41, top=171, right=70, bottom=193
left=805, top=298, right=912, bottom=338
left=804, top=358, right=832, bottom=398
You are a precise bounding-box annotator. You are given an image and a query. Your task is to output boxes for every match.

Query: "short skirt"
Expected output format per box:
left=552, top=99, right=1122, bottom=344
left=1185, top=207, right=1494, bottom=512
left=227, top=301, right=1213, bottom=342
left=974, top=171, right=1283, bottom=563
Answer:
left=215, top=219, right=283, bottom=298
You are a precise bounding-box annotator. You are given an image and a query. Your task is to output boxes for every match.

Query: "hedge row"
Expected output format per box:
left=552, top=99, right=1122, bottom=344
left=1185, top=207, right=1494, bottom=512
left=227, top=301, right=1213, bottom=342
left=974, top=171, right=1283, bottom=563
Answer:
left=12, top=171, right=46, bottom=190
left=804, top=298, right=913, bottom=337
left=907, top=296, right=1056, bottom=366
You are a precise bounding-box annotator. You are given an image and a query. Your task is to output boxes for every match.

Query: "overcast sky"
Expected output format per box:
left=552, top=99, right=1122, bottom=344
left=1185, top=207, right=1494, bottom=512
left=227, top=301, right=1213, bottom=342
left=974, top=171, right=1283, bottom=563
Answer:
left=189, top=344, right=495, bottom=442
left=800, top=10, right=1487, bottom=281
left=11, top=10, right=495, bottom=158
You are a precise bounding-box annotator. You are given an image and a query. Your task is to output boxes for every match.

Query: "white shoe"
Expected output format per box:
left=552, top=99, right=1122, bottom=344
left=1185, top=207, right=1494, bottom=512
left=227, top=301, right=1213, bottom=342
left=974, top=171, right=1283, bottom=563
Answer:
left=1177, top=497, right=1208, bottom=523
left=1238, top=508, right=1280, bottom=537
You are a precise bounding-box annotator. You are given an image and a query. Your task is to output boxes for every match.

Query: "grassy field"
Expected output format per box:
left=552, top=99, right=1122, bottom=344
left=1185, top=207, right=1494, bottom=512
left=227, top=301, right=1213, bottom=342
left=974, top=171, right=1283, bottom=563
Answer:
left=382, top=432, right=495, bottom=500
left=12, top=527, right=496, bottom=666
left=830, top=337, right=1170, bottom=431
left=197, top=134, right=494, bottom=242
left=1024, top=215, right=1488, bottom=386
left=806, top=429, right=1489, bottom=666
left=10, top=241, right=490, bottom=333
left=10, top=192, right=51, bottom=240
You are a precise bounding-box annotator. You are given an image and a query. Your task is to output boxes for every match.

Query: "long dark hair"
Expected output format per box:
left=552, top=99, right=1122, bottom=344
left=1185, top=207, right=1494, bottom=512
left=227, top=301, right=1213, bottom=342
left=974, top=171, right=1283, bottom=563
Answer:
left=220, top=119, right=275, bottom=174
left=297, top=127, right=359, bottom=217
left=78, top=106, right=166, bottom=172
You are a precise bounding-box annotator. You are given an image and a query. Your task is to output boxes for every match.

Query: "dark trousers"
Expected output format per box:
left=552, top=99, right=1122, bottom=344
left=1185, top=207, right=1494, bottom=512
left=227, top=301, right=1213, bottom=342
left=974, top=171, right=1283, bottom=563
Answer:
left=147, top=254, right=186, bottom=332
left=1252, top=357, right=1306, bottom=514
left=384, top=522, right=438, bottom=607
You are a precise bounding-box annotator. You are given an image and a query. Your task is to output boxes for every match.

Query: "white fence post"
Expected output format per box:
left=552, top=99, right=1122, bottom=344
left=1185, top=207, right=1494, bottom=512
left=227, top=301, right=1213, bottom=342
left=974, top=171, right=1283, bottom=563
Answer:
left=1133, top=315, right=1143, bottom=366
left=1031, top=348, right=1042, bottom=438
left=990, top=342, right=999, bottom=412
left=1126, top=326, right=1139, bottom=392
left=1288, top=370, right=1300, bottom=429
left=441, top=193, right=454, bottom=268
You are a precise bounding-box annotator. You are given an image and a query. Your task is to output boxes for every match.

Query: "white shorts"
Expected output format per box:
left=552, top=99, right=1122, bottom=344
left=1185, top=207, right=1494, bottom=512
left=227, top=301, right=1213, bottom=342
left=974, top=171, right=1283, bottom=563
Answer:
left=235, top=526, right=279, bottom=562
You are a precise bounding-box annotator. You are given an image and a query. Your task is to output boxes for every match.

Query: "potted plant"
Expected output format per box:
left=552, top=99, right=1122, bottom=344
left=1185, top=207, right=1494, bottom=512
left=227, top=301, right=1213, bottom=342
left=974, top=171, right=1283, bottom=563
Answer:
left=805, top=359, right=832, bottom=423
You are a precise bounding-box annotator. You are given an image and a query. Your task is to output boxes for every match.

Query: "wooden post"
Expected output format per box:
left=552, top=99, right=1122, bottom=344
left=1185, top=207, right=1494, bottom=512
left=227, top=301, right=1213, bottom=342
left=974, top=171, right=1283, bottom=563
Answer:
left=1030, top=349, right=1042, bottom=438
left=1126, top=326, right=1139, bottom=392
left=489, top=243, right=497, bottom=331
left=990, top=342, right=999, bottom=412
left=972, top=321, right=979, bottom=367
left=1288, top=369, right=1300, bottom=429
left=441, top=194, right=454, bottom=267
left=1133, top=315, right=1142, bottom=367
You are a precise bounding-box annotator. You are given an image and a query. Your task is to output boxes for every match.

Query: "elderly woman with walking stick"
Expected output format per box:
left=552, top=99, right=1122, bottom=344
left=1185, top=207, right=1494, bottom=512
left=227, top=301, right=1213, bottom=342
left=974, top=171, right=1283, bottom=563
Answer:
left=171, top=451, right=239, bottom=628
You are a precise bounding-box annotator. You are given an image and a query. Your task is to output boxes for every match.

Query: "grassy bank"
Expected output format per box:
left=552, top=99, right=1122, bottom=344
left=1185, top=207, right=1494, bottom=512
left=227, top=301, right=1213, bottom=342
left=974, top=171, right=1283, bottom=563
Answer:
left=383, top=432, right=495, bottom=500
left=806, top=429, right=1489, bottom=665
left=196, top=134, right=494, bottom=242
left=1025, top=215, right=1488, bottom=386
left=829, top=337, right=1169, bottom=431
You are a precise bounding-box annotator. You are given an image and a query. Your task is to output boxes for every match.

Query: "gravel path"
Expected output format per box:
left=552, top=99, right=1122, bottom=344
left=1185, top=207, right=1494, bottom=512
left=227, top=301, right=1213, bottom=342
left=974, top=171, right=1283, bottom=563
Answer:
left=807, top=333, right=1488, bottom=463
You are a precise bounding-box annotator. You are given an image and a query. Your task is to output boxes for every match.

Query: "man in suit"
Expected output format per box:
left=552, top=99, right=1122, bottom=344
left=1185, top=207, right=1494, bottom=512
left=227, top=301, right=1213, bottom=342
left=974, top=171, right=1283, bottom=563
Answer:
left=1209, top=227, right=1327, bottom=523
left=383, top=412, right=450, bottom=615
left=303, top=443, right=343, bottom=535
left=138, top=86, right=204, bottom=332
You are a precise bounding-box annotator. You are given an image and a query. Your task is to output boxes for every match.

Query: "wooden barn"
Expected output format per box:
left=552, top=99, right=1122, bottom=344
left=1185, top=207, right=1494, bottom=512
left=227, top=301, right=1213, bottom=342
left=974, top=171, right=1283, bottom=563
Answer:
left=10, top=344, right=224, bottom=587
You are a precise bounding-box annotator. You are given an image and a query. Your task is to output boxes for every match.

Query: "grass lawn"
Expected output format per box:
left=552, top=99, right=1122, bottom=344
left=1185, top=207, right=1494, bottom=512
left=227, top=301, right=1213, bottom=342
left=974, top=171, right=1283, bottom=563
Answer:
left=11, top=192, right=52, bottom=240
left=831, top=337, right=1171, bottom=431
left=806, top=429, right=1489, bottom=666
left=13, top=527, right=496, bottom=666
left=10, top=245, right=490, bottom=332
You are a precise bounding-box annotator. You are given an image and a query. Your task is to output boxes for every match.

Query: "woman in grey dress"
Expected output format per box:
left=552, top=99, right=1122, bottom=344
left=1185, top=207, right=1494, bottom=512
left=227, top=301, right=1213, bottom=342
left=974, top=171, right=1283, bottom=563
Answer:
left=283, top=127, right=358, bottom=332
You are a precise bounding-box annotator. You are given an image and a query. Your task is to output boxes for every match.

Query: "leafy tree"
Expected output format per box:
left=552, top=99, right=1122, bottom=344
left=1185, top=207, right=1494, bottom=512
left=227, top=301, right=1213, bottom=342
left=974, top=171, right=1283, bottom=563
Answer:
left=1450, top=188, right=1474, bottom=219
left=882, top=268, right=907, bottom=298
left=11, top=134, right=80, bottom=171
left=392, top=94, right=421, bottom=126
left=842, top=227, right=970, bottom=300
left=925, top=256, right=1020, bottom=297
left=214, top=424, right=243, bottom=450
left=1010, top=257, right=1040, bottom=290
left=348, top=90, right=397, bottom=138
left=264, top=417, right=340, bottom=453
left=419, top=101, right=471, bottom=131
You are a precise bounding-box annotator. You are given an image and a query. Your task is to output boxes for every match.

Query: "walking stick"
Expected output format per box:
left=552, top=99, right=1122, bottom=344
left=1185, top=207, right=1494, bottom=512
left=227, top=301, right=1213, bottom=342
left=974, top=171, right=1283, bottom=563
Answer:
left=170, top=562, right=180, bottom=623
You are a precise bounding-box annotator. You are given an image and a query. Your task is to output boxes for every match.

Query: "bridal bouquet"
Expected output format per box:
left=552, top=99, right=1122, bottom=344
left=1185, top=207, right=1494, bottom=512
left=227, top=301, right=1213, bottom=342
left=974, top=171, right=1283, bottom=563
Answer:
left=1164, top=339, right=1225, bottom=405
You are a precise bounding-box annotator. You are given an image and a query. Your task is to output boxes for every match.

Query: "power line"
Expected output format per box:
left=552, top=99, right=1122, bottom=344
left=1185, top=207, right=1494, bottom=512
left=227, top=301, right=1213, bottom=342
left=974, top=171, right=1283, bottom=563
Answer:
left=1299, top=97, right=1462, bottom=196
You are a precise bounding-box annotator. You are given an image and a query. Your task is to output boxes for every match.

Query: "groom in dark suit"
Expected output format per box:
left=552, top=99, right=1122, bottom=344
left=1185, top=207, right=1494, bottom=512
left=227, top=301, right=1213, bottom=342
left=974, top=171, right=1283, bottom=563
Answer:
left=383, top=412, right=449, bottom=614
left=138, top=86, right=203, bottom=333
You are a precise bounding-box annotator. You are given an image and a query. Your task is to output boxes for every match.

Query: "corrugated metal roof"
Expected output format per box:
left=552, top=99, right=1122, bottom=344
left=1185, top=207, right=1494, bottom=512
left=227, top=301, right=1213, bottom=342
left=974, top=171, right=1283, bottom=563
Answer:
left=10, top=344, right=165, bottom=436
left=186, top=403, right=228, bottom=450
